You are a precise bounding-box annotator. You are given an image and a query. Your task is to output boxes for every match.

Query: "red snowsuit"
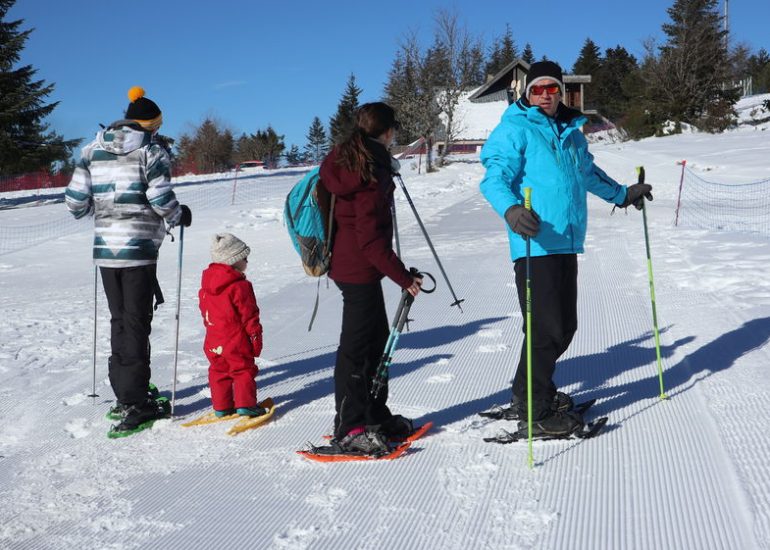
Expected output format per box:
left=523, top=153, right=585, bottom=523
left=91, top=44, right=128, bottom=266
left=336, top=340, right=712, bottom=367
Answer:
left=198, top=263, right=263, bottom=410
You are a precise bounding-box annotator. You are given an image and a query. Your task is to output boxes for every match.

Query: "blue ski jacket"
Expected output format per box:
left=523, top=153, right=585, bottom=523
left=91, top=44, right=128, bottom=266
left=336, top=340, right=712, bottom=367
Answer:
left=479, top=99, right=627, bottom=261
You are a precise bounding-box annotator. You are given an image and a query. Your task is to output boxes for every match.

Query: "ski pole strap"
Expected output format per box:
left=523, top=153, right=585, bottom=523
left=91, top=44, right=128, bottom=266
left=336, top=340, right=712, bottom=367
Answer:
left=409, top=268, right=436, bottom=294
left=307, top=278, right=322, bottom=332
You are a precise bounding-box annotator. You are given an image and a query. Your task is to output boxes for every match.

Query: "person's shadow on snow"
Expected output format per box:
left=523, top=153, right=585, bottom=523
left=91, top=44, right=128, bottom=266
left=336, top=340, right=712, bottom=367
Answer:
left=269, top=317, right=507, bottom=417
left=418, top=316, right=770, bottom=433
left=173, top=316, right=507, bottom=418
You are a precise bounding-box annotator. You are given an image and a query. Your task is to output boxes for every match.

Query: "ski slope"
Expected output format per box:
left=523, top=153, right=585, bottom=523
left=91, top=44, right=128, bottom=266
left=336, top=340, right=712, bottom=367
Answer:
left=2, top=96, right=770, bottom=549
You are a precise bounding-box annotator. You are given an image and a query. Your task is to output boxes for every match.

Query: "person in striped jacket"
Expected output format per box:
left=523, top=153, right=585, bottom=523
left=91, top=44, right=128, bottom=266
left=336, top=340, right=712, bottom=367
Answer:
left=65, top=86, right=192, bottom=436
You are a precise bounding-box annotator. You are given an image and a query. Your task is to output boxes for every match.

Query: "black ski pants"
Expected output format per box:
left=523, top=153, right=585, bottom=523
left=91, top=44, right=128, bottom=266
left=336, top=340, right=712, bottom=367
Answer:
left=100, top=265, right=156, bottom=406
left=512, top=253, right=578, bottom=418
left=333, top=280, right=392, bottom=438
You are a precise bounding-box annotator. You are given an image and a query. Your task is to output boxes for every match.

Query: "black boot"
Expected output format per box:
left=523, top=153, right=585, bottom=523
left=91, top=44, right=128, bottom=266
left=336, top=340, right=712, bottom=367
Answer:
left=517, top=409, right=583, bottom=438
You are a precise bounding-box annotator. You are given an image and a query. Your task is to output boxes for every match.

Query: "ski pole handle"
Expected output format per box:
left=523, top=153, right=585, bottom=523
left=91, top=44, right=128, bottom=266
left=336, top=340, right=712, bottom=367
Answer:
left=636, top=166, right=646, bottom=185
left=523, top=187, right=532, bottom=211
left=409, top=267, right=437, bottom=294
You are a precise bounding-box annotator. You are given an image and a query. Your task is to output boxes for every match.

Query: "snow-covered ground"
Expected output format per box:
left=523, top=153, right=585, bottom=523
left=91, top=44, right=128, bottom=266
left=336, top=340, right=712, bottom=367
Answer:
left=2, top=95, right=770, bottom=549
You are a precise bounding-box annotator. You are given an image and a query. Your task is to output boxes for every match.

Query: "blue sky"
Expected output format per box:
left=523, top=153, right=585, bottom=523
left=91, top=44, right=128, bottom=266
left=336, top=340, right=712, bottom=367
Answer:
left=8, top=0, right=770, bottom=153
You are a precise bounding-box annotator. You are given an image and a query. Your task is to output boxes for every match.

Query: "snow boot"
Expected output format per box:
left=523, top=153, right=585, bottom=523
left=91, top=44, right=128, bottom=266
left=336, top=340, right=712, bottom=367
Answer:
left=517, top=410, right=583, bottom=438
left=511, top=391, right=573, bottom=413
left=236, top=406, right=268, bottom=417
left=215, top=408, right=236, bottom=418
left=106, top=383, right=164, bottom=421
left=335, top=427, right=390, bottom=456
left=108, top=398, right=170, bottom=438
left=551, top=391, right=574, bottom=413
left=378, top=415, right=415, bottom=439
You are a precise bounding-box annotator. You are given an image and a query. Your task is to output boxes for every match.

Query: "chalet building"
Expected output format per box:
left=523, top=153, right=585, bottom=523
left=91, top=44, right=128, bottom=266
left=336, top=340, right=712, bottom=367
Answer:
left=436, top=58, right=593, bottom=156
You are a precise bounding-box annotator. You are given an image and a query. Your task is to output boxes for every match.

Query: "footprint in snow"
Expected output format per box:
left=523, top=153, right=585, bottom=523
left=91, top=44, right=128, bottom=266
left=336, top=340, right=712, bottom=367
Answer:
left=64, top=418, right=90, bottom=439
left=427, top=373, right=455, bottom=384
left=477, top=343, right=510, bottom=353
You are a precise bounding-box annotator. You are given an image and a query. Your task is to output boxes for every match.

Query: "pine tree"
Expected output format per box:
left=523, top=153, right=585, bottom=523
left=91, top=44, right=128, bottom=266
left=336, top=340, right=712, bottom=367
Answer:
left=597, top=46, right=639, bottom=121
left=484, top=24, right=518, bottom=79
left=0, top=0, right=79, bottom=175
left=329, top=73, right=362, bottom=146
left=285, top=144, right=302, bottom=166
left=572, top=38, right=602, bottom=76
left=521, top=43, right=535, bottom=64
left=652, top=0, right=738, bottom=131
left=304, top=116, right=328, bottom=163
left=255, top=125, right=285, bottom=168
left=385, top=32, right=441, bottom=171
left=572, top=38, right=603, bottom=111
left=177, top=118, right=234, bottom=174
left=747, top=48, right=770, bottom=93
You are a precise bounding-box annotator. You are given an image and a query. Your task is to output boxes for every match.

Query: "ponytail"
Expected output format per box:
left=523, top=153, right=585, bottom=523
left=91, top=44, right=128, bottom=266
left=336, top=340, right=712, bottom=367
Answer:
left=335, top=127, right=374, bottom=182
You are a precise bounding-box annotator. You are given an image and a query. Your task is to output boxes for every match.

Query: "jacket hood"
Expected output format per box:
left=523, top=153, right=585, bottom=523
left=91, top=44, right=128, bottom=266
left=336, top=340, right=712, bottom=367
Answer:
left=97, top=121, right=152, bottom=155
left=201, top=263, right=246, bottom=295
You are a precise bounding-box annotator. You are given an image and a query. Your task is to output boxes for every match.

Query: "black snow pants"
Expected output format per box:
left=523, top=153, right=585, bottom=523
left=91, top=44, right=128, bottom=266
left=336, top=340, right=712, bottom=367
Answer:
left=333, top=281, right=392, bottom=438
left=512, top=253, right=578, bottom=418
left=100, top=265, right=157, bottom=406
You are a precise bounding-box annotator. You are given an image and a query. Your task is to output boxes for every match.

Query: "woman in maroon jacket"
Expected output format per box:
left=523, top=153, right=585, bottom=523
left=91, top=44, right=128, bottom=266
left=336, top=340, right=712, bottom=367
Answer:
left=320, top=102, right=422, bottom=455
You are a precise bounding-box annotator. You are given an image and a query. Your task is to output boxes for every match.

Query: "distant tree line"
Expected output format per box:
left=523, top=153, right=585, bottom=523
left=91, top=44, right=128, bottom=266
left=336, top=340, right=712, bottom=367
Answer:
left=5, top=0, right=770, bottom=178
left=384, top=0, right=770, bottom=149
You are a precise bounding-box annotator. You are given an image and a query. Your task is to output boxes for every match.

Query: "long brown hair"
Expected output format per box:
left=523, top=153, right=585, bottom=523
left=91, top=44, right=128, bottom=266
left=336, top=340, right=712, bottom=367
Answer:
left=335, top=102, right=399, bottom=182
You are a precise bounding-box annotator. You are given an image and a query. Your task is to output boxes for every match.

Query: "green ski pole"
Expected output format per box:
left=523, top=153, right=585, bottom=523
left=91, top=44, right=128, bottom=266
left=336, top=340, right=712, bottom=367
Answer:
left=637, top=167, right=667, bottom=399
left=524, top=187, right=534, bottom=468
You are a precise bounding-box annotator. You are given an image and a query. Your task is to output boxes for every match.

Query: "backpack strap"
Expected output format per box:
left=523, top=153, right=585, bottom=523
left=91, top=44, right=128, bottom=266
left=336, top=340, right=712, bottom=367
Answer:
left=307, top=278, right=322, bottom=332
left=323, top=194, right=336, bottom=257
left=308, top=194, right=335, bottom=332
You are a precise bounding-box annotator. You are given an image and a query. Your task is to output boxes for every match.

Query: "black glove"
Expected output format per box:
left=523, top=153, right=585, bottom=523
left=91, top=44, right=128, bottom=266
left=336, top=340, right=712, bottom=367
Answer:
left=504, top=204, right=541, bottom=238
left=179, top=205, right=192, bottom=227
left=618, top=184, right=653, bottom=210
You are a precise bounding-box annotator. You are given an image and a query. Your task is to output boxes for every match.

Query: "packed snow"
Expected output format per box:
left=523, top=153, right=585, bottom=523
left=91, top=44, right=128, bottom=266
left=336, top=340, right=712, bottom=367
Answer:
left=2, top=94, right=770, bottom=549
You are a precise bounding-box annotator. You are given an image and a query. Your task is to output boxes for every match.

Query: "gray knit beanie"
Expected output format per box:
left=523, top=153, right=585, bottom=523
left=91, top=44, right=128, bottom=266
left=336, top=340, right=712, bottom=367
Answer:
left=211, top=233, right=250, bottom=266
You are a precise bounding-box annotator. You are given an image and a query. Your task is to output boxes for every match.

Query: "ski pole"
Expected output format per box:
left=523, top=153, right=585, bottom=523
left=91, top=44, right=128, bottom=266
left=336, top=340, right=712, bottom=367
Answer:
left=171, top=225, right=185, bottom=415
left=371, top=270, right=436, bottom=399
left=89, top=266, right=99, bottom=400
left=394, top=173, right=464, bottom=312
left=523, top=187, right=534, bottom=469
left=391, top=199, right=402, bottom=259
left=637, top=167, right=667, bottom=399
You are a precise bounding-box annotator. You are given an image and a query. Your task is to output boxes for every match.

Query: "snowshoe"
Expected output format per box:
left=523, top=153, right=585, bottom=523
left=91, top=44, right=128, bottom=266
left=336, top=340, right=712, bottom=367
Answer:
left=108, top=398, right=170, bottom=439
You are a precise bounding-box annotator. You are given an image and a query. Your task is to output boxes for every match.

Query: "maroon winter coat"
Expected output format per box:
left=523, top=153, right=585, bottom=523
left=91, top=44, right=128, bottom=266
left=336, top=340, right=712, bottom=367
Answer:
left=320, top=140, right=412, bottom=289
left=198, top=263, right=263, bottom=359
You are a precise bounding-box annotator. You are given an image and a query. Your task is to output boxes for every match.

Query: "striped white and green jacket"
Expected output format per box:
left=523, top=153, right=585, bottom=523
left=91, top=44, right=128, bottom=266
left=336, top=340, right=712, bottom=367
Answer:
left=65, top=122, right=182, bottom=267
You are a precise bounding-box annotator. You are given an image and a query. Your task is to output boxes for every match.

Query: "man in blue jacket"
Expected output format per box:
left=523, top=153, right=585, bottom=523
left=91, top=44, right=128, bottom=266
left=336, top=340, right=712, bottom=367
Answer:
left=479, top=61, right=652, bottom=437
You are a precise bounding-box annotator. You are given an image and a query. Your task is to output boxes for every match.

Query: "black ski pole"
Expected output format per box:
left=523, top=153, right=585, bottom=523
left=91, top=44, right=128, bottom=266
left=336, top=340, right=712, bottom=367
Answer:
left=371, top=270, right=436, bottom=399
left=394, top=173, right=464, bottom=312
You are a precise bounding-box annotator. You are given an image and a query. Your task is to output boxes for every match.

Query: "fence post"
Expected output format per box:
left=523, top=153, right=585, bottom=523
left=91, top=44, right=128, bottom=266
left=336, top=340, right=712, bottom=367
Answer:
left=674, top=160, right=687, bottom=227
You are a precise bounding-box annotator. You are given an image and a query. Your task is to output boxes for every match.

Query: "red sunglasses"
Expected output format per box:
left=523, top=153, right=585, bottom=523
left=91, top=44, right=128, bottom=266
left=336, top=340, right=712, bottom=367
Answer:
left=529, top=83, right=561, bottom=96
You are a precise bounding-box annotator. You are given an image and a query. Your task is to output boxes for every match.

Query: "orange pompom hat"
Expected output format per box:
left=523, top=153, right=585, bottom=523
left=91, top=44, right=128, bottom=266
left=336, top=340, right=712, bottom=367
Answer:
left=125, top=86, right=163, bottom=131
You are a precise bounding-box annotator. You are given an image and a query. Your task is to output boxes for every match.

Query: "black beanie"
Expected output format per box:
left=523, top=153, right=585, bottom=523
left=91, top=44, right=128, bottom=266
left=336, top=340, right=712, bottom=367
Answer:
left=525, top=61, right=564, bottom=96
left=125, top=86, right=163, bottom=131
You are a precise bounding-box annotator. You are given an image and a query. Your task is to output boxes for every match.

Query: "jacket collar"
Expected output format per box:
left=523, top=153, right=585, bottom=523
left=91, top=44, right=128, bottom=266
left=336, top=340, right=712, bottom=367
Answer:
left=511, top=98, right=587, bottom=140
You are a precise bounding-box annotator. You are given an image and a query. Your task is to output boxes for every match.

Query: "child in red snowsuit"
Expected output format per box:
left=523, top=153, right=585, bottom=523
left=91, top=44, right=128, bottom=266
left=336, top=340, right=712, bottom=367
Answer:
left=198, top=233, right=264, bottom=417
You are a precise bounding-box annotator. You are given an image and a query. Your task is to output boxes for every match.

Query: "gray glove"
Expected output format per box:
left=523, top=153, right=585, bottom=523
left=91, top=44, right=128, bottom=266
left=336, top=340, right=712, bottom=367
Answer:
left=504, top=204, right=541, bottom=237
left=618, top=183, right=653, bottom=210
